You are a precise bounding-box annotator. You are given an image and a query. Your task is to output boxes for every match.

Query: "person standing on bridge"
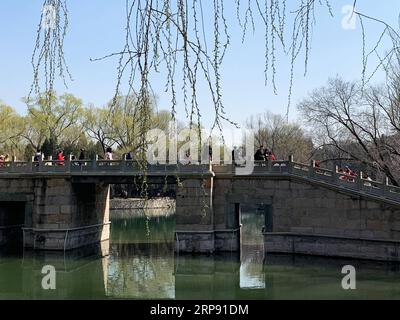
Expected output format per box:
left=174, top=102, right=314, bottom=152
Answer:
left=267, top=150, right=276, bottom=161
left=78, top=149, right=86, bottom=166
left=263, top=148, right=270, bottom=161
left=34, top=149, right=42, bottom=162
left=105, top=147, right=113, bottom=161
left=125, top=151, right=133, bottom=161
left=254, top=145, right=265, bottom=161
left=232, top=147, right=237, bottom=166
left=79, top=149, right=85, bottom=161
left=57, top=150, right=65, bottom=166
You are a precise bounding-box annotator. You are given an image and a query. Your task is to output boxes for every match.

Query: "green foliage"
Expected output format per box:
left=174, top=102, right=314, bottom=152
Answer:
left=0, top=103, right=26, bottom=158
left=23, top=91, right=84, bottom=152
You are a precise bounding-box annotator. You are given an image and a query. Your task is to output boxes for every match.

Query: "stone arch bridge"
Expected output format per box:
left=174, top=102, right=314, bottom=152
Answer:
left=0, top=158, right=400, bottom=261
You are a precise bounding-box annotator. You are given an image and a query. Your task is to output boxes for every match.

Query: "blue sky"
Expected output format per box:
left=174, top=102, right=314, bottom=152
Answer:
left=0, top=1, right=398, bottom=128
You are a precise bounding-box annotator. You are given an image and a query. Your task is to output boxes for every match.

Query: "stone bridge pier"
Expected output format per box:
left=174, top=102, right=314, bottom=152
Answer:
left=0, top=178, right=110, bottom=250
left=27, top=179, right=111, bottom=250
left=175, top=176, right=241, bottom=253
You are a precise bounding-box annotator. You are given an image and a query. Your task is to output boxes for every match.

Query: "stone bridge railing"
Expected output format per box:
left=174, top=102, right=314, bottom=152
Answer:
left=0, top=158, right=211, bottom=175
left=213, top=159, right=400, bottom=204
left=1, top=156, right=400, bottom=203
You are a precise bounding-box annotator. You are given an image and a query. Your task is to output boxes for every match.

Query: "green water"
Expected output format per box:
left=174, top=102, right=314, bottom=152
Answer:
left=0, top=212, right=399, bottom=300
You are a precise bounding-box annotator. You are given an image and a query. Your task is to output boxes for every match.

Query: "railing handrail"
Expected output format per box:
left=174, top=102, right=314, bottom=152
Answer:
left=1, top=157, right=400, bottom=204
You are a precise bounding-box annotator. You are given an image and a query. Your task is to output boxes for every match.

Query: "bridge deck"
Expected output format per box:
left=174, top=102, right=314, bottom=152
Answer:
left=0, top=159, right=399, bottom=204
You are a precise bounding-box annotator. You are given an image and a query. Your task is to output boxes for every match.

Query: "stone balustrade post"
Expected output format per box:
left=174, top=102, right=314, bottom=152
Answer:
left=311, top=160, right=316, bottom=167
left=308, top=160, right=315, bottom=178
left=332, top=165, right=340, bottom=184
left=383, top=176, right=390, bottom=197
left=30, top=156, right=34, bottom=172
left=356, top=172, right=363, bottom=190
left=286, top=155, right=294, bottom=173
left=38, top=155, right=44, bottom=172
left=65, top=154, right=72, bottom=173
left=11, top=156, right=16, bottom=172
left=122, top=154, right=127, bottom=172
left=92, top=154, right=98, bottom=171
left=358, top=171, right=364, bottom=191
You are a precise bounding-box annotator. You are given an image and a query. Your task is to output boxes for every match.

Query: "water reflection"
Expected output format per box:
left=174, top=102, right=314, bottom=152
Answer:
left=240, top=212, right=265, bottom=290
left=107, top=243, right=175, bottom=299
left=0, top=210, right=400, bottom=300
left=0, top=243, right=109, bottom=300
left=107, top=213, right=175, bottom=299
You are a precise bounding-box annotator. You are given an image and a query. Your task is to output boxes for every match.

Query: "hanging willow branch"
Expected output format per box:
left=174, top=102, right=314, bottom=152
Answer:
left=93, top=0, right=335, bottom=130
left=31, top=0, right=71, bottom=103
left=32, top=0, right=400, bottom=128
left=32, top=0, right=334, bottom=127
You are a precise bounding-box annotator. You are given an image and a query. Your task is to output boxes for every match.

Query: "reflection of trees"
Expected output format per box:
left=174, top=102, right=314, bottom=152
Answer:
left=107, top=243, right=174, bottom=299
left=107, top=213, right=176, bottom=298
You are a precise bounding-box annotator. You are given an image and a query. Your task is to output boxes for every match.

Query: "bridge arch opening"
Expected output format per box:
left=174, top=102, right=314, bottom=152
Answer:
left=0, top=202, right=25, bottom=250
left=107, top=180, right=177, bottom=299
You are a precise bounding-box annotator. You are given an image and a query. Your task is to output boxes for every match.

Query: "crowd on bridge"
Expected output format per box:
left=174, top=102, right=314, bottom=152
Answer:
left=29, top=147, right=126, bottom=166
left=254, top=145, right=276, bottom=162
left=0, top=145, right=376, bottom=187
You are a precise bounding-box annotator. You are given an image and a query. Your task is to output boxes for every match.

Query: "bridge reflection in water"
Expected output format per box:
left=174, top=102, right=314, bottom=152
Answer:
left=0, top=209, right=400, bottom=300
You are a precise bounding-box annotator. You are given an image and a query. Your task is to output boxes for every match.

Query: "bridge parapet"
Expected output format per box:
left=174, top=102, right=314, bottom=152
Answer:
left=1, top=157, right=399, bottom=203
left=212, top=160, right=400, bottom=204
left=0, top=159, right=211, bottom=176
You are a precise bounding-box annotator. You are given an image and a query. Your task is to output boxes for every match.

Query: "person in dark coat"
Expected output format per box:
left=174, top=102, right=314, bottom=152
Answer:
left=79, top=149, right=85, bottom=160
left=254, top=145, right=265, bottom=161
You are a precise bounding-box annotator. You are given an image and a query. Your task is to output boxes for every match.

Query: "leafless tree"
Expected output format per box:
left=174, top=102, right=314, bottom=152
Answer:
left=246, top=111, right=313, bottom=162
left=298, top=77, right=400, bottom=186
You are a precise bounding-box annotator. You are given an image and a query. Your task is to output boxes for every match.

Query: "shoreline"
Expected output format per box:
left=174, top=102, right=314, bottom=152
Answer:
left=110, top=197, right=176, bottom=218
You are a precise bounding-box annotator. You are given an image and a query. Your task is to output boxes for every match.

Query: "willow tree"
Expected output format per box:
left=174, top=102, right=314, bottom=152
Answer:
left=0, top=104, right=26, bottom=158
left=23, top=92, right=84, bottom=153
left=30, top=0, right=399, bottom=154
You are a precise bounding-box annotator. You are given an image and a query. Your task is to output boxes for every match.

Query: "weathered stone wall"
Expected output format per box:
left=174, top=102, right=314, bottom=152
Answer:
left=264, top=233, right=400, bottom=262
left=2, top=173, right=400, bottom=259
left=175, top=177, right=216, bottom=253
left=176, top=178, right=213, bottom=232
left=214, top=176, right=400, bottom=239
left=29, top=179, right=110, bottom=250
left=0, top=177, right=110, bottom=250
left=175, top=177, right=241, bottom=253
left=213, top=176, right=400, bottom=260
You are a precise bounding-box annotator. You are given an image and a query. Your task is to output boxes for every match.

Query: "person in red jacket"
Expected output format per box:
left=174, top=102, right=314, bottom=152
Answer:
left=57, top=150, right=65, bottom=166
left=268, top=150, right=276, bottom=161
